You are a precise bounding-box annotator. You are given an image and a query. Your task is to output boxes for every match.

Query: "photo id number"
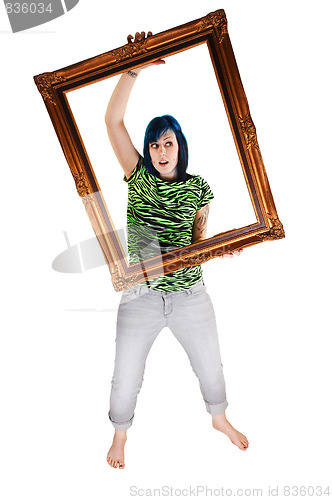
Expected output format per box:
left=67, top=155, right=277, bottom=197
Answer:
left=5, top=3, right=53, bottom=14
left=283, top=485, right=331, bottom=496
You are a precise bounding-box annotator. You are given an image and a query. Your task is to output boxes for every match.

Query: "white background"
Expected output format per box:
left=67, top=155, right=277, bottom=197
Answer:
left=1, top=1, right=331, bottom=499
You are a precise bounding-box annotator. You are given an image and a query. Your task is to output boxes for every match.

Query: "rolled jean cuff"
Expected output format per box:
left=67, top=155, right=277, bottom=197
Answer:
left=205, top=399, right=228, bottom=415
left=108, top=411, right=134, bottom=431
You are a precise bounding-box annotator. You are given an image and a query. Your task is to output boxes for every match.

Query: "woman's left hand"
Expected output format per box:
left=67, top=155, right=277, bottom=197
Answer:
left=219, top=249, right=243, bottom=259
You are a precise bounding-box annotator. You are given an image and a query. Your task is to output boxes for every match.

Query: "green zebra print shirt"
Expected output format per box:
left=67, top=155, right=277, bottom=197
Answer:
left=124, top=156, right=214, bottom=291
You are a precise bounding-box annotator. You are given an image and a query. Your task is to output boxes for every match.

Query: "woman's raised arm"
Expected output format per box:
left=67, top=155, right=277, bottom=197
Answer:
left=105, top=31, right=164, bottom=179
left=105, top=68, right=141, bottom=179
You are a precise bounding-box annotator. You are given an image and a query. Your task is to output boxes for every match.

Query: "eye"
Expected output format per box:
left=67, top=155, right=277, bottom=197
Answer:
left=165, top=141, right=173, bottom=147
left=150, top=143, right=158, bottom=149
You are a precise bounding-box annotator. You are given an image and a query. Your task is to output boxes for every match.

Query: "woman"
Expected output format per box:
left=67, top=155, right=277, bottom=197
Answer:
left=105, top=31, right=249, bottom=469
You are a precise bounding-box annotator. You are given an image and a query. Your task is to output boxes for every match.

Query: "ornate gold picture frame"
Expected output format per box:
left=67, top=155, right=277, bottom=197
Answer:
left=34, top=9, right=284, bottom=291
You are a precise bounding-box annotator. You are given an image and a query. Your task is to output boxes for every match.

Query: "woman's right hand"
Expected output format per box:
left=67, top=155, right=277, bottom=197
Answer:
left=127, top=31, right=166, bottom=71
left=127, top=31, right=152, bottom=43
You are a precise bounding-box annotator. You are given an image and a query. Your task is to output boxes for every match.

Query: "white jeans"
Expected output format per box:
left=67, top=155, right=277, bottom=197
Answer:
left=109, top=280, right=228, bottom=430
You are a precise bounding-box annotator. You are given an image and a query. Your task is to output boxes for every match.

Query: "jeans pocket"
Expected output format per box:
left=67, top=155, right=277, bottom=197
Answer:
left=120, top=286, right=137, bottom=303
left=190, top=281, right=206, bottom=296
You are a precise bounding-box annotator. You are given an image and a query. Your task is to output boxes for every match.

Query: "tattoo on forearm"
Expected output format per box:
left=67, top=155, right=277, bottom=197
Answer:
left=126, top=70, right=138, bottom=78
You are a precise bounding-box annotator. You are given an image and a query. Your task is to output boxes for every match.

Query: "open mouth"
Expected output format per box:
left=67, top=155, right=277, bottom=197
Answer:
left=159, top=160, right=169, bottom=166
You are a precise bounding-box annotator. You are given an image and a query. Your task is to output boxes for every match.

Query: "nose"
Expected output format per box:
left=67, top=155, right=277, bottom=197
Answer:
left=160, top=144, right=166, bottom=155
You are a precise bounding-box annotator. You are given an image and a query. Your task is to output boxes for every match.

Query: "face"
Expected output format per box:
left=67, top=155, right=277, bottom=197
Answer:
left=149, top=130, right=179, bottom=181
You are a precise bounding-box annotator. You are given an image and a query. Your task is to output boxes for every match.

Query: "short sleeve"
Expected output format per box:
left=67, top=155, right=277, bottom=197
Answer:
left=197, top=177, right=214, bottom=210
left=123, top=156, right=144, bottom=184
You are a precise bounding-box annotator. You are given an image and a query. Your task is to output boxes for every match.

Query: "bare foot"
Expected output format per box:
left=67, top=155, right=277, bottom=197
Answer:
left=212, top=412, right=249, bottom=451
left=106, top=430, right=127, bottom=469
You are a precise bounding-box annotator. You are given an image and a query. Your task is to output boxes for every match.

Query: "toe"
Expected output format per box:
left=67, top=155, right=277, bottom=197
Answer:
left=241, top=435, right=249, bottom=445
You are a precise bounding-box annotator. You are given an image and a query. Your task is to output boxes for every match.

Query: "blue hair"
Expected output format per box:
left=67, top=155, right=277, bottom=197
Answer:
left=143, top=115, right=188, bottom=181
